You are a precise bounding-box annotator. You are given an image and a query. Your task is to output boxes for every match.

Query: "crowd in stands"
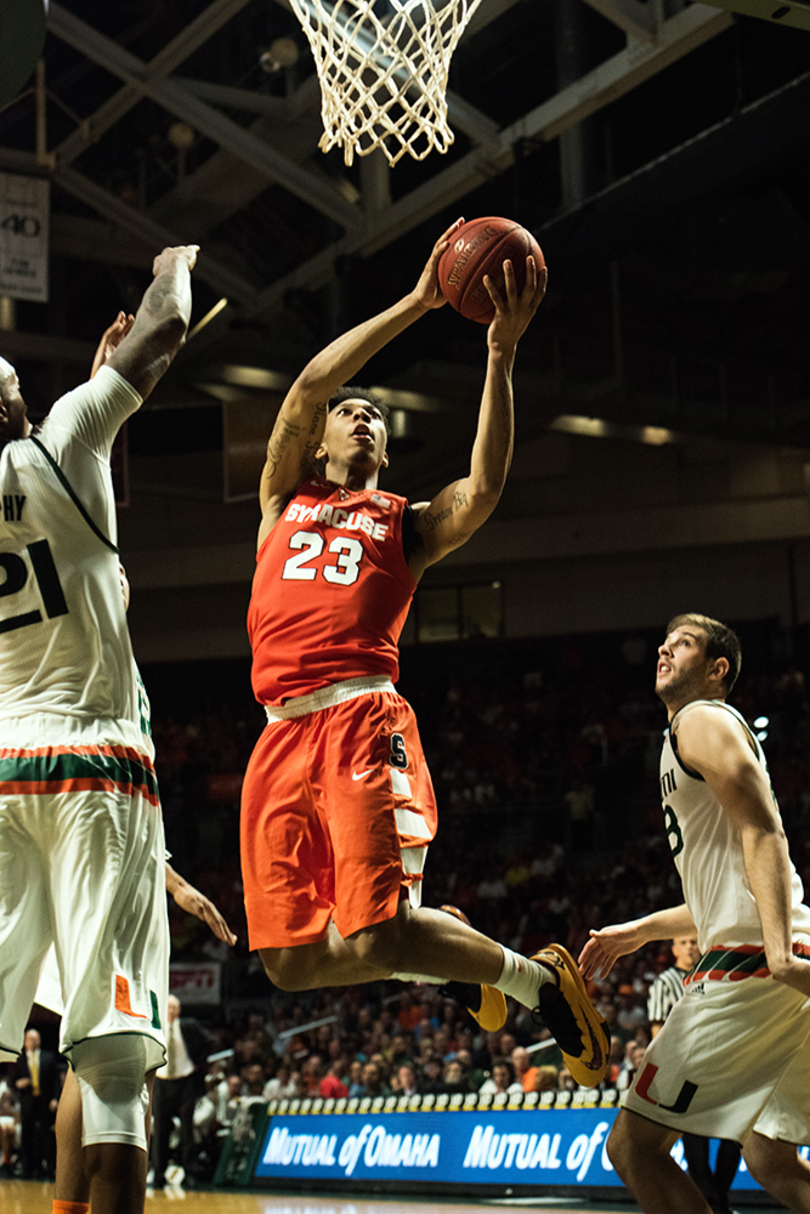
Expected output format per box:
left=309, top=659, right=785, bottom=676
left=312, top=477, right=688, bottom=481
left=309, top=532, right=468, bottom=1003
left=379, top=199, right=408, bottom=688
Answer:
left=3, top=618, right=810, bottom=1184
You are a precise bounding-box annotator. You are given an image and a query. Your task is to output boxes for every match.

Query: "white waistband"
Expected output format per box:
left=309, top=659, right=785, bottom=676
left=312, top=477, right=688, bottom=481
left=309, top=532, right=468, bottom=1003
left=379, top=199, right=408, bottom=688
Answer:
left=264, top=676, right=395, bottom=722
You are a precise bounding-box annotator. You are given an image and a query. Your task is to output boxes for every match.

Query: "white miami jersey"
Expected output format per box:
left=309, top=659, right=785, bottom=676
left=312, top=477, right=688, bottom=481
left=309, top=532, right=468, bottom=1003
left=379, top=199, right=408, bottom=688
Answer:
left=0, top=366, right=142, bottom=733
left=660, top=699, right=810, bottom=951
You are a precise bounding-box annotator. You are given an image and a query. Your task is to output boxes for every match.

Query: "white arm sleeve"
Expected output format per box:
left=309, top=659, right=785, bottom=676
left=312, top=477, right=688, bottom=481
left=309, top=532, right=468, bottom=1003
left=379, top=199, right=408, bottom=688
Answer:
left=39, top=365, right=143, bottom=462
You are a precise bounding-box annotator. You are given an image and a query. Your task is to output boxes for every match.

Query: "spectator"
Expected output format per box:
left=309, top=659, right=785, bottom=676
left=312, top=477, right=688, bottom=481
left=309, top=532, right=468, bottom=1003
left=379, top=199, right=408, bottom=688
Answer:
left=263, top=1064, right=297, bottom=1100
left=347, top=1060, right=364, bottom=1097
left=242, top=1063, right=266, bottom=1097
left=511, top=1046, right=538, bottom=1092
left=533, top=1066, right=559, bottom=1093
left=419, top=1056, right=445, bottom=1094
left=615, top=1041, right=646, bottom=1094
left=320, top=1061, right=349, bottom=1099
left=441, top=1059, right=471, bottom=1095
left=396, top=1064, right=419, bottom=1097
left=11, top=1028, right=61, bottom=1179
left=151, top=994, right=211, bottom=1190
left=217, top=1073, right=244, bottom=1123
left=0, top=1074, right=20, bottom=1175
left=358, top=1062, right=390, bottom=1099
left=479, top=1058, right=522, bottom=1097
left=300, top=1054, right=324, bottom=1096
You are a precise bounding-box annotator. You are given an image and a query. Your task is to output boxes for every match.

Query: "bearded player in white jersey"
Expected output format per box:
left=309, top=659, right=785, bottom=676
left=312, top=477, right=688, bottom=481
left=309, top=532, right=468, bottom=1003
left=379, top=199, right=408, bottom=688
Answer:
left=0, top=245, right=197, bottom=1214
left=579, top=612, right=810, bottom=1214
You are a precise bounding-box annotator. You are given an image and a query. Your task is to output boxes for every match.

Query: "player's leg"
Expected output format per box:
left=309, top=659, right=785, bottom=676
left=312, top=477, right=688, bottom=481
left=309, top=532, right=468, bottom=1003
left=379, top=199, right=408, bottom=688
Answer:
left=83, top=1144, right=148, bottom=1214
left=0, top=788, right=54, bottom=1057
left=326, top=691, right=606, bottom=1081
left=54, top=1068, right=89, bottom=1206
left=71, top=1036, right=153, bottom=1214
left=682, top=1133, right=723, bottom=1209
left=260, top=918, right=391, bottom=989
left=713, top=1138, right=743, bottom=1210
left=55, top=1067, right=157, bottom=1210
left=743, top=982, right=810, bottom=1212
left=322, top=691, right=542, bottom=987
left=49, top=766, right=168, bottom=1214
left=348, top=899, right=506, bottom=982
left=743, top=1132, right=810, bottom=1213
left=608, top=1109, right=713, bottom=1213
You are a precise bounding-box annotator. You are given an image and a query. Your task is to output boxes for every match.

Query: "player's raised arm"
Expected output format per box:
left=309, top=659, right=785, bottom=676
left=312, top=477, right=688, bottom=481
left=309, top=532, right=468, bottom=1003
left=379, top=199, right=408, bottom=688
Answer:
left=257, top=219, right=463, bottom=545
left=106, top=244, right=198, bottom=401
left=408, top=256, right=547, bottom=580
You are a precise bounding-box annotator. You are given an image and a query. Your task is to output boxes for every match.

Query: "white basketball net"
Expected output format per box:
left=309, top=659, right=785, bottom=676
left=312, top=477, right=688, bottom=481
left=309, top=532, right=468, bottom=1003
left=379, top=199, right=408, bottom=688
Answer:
left=288, top=0, right=484, bottom=166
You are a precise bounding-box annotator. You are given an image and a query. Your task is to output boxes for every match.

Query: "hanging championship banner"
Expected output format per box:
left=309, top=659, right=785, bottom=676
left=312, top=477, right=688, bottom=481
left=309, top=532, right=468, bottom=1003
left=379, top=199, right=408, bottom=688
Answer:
left=0, top=172, right=50, bottom=301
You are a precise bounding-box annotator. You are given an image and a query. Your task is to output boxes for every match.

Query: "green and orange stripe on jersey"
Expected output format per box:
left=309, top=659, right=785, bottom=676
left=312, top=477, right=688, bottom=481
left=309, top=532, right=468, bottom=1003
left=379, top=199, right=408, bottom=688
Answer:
left=685, top=940, right=810, bottom=985
left=0, top=744, right=159, bottom=805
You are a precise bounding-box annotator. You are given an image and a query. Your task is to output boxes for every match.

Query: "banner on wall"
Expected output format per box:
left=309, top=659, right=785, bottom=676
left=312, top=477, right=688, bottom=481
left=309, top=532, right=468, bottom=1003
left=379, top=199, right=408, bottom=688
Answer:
left=0, top=172, right=49, bottom=301
left=252, top=1104, right=783, bottom=1195
left=168, top=961, right=221, bottom=1005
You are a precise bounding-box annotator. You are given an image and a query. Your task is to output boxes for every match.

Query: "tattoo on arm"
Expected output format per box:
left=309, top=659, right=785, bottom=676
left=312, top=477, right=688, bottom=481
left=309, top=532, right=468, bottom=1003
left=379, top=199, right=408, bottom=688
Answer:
left=308, top=402, right=327, bottom=438
left=264, top=419, right=304, bottom=480
left=453, top=490, right=469, bottom=510
left=423, top=505, right=453, bottom=531
left=142, top=281, right=173, bottom=315
left=299, top=402, right=327, bottom=476
left=263, top=402, right=327, bottom=482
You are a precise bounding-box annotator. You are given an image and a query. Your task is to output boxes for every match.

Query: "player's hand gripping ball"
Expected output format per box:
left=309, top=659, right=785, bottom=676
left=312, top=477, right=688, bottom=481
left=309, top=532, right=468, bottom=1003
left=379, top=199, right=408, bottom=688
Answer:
left=438, top=217, right=545, bottom=324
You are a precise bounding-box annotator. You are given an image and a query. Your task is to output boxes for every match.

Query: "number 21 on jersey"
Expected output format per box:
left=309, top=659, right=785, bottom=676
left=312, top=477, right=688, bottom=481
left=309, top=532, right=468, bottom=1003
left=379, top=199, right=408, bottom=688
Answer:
left=0, top=539, right=68, bottom=633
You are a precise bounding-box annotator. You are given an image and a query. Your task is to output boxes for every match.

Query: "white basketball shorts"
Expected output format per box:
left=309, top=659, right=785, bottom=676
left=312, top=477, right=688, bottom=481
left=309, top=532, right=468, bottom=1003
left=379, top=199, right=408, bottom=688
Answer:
left=624, top=954, right=810, bottom=1145
left=0, top=715, right=169, bottom=1070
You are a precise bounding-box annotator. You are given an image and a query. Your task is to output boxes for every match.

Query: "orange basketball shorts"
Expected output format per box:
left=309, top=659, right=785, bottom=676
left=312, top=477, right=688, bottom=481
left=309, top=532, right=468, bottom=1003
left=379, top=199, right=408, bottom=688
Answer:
left=241, top=684, right=438, bottom=949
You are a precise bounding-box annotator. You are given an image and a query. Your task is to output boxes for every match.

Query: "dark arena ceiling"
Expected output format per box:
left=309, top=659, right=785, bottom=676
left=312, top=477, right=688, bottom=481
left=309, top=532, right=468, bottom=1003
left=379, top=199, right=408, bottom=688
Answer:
left=1, top=0, right=810, bottom=505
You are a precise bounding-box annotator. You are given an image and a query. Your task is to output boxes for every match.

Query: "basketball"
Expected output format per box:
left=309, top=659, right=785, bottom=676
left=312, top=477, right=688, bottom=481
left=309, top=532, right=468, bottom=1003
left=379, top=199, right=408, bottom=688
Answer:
left=438, top=217, right=545, bottom=324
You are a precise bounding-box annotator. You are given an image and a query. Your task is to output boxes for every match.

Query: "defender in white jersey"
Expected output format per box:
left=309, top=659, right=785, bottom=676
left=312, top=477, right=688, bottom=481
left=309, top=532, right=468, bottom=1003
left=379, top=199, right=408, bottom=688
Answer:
left=0, top=245, right=197, bottom=1214
left=580, top=613, right=810, bottom=1214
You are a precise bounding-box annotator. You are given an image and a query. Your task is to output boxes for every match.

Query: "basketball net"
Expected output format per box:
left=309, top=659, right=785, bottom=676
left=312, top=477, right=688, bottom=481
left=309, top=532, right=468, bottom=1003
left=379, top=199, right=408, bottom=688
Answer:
left=288, top=0, right=484, bottom=167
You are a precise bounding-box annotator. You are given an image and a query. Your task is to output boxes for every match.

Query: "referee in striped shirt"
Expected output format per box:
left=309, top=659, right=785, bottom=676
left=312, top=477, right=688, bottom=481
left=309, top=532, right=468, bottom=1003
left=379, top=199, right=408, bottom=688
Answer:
left=648, top=936, right=741, bottom=1214
left=647, top=935, right=700, bottom=1036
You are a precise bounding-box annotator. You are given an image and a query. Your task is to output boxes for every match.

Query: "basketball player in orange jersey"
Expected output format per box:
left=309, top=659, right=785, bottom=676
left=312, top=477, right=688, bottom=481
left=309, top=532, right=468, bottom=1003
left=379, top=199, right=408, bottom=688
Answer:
left=240, top=218, right=609, bottom=1088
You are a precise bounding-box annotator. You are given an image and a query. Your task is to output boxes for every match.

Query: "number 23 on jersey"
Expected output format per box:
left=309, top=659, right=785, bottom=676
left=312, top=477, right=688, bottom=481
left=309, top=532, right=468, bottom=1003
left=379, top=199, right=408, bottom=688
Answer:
left=282, top=529, right=364, bottom=587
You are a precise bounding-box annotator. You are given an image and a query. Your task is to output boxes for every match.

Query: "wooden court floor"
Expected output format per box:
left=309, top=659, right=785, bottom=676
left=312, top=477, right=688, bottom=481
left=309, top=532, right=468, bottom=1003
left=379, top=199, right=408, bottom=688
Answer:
left=0, top=1179, right=782, bottom=1214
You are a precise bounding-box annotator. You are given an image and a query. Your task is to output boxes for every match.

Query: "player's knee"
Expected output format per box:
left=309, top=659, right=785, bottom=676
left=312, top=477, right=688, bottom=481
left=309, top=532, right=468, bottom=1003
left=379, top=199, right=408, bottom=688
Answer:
left=72, top=1035, right=150, bottom=1151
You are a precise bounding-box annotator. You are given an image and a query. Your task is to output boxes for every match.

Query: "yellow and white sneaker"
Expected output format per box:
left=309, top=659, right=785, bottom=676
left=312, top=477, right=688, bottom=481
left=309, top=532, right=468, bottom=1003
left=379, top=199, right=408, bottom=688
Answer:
left=531, top=943, right=609, bottom=1088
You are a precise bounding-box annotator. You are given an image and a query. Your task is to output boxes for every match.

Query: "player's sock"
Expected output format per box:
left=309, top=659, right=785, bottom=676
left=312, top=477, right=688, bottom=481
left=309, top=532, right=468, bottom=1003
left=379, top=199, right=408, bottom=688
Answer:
left=495, top=947, right=553, bottom=1007
left=52, top=1202, right=91, bottom=1214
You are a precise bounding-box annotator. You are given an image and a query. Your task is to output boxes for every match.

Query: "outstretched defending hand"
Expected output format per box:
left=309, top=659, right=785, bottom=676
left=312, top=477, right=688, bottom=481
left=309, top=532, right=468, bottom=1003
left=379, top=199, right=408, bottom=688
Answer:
left=578, top=920, right=647, bottom=980
left=410, top=218, right=465, bottom=311
left=90, top=311, right=135, bottom=379
left=171, top=879, right=238, bottom=946
left=485, top=256, right=548, bottom=353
